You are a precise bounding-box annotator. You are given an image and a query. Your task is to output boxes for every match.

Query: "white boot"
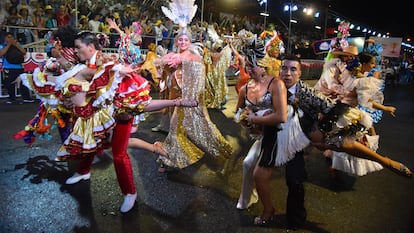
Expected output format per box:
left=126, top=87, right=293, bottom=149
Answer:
left=65, top=172, right=91, bottom=185
left=120, top=193, right=137, bottom=213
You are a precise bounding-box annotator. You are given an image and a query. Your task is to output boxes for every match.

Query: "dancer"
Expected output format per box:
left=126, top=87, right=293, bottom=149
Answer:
left=139, top=42, right=160, bottom=90
left=233, top=35, right=288, bottom=225
left=283, top=56, right=413, bottom=178
left=355, top=51, right=396, bottom=135
left=278, top=54, right=411, bottom=230
left=234, top=33, right=286, bottom=211
left=313, top=23, right=359, bottom=178
left=228, top=29, right=253, bottom=94
left=15, top=25, right=80, bottom=146
left=62, top=30, right=198, bottom=214
left=155, top=0, right=233, bottom=172
left=260, top=28, right=284, bottom=77
left=204, top=25, right=232, bottom=109
left=328, top=52, right=396, bottom=176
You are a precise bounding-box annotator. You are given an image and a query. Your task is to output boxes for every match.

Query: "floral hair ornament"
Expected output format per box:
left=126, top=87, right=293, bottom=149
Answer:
left=326, top=20, right=351, bottom=61
left=96, top=33, right=110, bottom=48
left=131, top=21, right=143, bottom=35
left=263, top=30, right=285, bottom=55
left=129, top=21, right=143, bottom=45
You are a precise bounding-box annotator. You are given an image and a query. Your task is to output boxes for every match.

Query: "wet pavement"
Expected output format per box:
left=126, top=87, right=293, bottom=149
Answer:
left=1, top=82, right=413, bottom=233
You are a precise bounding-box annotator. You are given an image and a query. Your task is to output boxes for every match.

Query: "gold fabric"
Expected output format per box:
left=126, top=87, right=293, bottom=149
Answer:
left=158, top=60, right=233, bottom=169
left=204, top=46, right=232, bottom=109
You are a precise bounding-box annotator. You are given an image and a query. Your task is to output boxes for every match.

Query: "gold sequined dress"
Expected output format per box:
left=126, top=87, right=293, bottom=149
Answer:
left=204, top=45, right=232, bottom=109
left=157, top=60, right=233, bottom=169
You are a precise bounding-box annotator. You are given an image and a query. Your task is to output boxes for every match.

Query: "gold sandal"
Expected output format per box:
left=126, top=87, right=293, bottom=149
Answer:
left=389, top=162, right=412, bottom=178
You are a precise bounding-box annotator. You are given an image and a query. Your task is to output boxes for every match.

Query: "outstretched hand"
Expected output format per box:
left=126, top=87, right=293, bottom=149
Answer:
left=119, top=64, right=139, bottom=77
left=176, top=99, right=198, bottom=107
left=164, top=53, right=182, bottom=68
left=387, top=106, right=397, bottom=117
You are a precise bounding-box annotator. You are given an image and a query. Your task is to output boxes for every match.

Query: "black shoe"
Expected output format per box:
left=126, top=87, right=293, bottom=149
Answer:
left=286, top=221, right=305, bottom=231
left=286, top=225, right=299, bottom=231
left=5, top=100, right=13, bottom=104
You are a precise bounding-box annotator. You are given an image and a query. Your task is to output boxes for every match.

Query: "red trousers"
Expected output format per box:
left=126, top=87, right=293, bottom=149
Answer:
left=77, top=119, right=136, bottom=195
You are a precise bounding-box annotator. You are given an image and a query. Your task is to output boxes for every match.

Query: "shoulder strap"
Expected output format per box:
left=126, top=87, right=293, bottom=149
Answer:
left=267, top=77, right=275, bottom=90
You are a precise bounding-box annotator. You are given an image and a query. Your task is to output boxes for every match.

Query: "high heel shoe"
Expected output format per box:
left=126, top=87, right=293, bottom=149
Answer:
left=388, top=160, right=412, bottom=178
left=253, top=208, right=275, bottom=226
left=158, top=162, right=167, bottom=173
left=153, top=141, right=168, bottom=158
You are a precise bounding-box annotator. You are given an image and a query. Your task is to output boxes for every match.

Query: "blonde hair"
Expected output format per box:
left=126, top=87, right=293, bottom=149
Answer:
left=174, top=26, right=192, bottom=42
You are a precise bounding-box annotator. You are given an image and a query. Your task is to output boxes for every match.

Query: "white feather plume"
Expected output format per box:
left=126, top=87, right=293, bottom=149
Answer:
left=161, top=0, right=198, bottom=28
left=207, top=24, right=220, bottom=43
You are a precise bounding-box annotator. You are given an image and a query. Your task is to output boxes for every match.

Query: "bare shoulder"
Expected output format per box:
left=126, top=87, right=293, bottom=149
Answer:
left=270, top=77, right=286, bottom=89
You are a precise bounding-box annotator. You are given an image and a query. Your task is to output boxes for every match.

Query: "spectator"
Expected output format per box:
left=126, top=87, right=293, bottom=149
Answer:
left=32, top=7, right=46, bottom=41
left=153, top=19, right=168, bottom=46
left=0, top=32, right=34, bottom=104
left=44, top=5, right=57, bottom=29
left=88, top=13, right=102, bottom=33
left=5, top=5, right=20, bottom=38
left=16, top=7, right=33, bottom=44
left=0, top=2, right=9, bottom=43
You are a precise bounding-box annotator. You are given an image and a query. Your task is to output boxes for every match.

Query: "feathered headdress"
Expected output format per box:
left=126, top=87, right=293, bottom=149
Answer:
left=161, top=0, right=197, bottom=37
left=241, top=34, right=266, bottom=67
left=207, top=24, right=224, bottom=51
left=263, top=30, right=285, bottom=55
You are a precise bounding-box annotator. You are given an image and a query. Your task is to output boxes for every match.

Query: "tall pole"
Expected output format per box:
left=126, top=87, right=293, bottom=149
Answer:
left=323, top=0, right=330, bottom=39
left=201, top=0, right=204, bottom=22
left=287, top=0, right=293, bottom=54
left=264, top=1, right=268, bottom=28
left=75, top=0, right=78, bottom=28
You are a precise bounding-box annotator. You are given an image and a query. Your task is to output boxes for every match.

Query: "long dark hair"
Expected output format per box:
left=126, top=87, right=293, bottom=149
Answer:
left=53, top=25, right=79, bottom=48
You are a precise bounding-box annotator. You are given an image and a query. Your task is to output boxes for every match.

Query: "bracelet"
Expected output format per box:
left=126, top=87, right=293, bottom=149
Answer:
left=173, top=99, right=182, bottom=107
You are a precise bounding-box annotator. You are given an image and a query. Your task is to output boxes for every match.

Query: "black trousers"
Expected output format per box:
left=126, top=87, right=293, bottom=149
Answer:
left=3, top=68, right=31, bottom=101
left=285, top=150, right=307, bottom=227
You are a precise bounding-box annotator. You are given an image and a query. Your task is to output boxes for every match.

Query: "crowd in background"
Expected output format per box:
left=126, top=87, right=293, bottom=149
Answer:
left=0, top=0, right=336, bottom=55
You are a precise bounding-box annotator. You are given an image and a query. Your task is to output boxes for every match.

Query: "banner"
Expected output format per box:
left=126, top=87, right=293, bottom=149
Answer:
left=311, top=38, right=332, bottom=54
left=312, top=37, right=365, bottom=55
left=367, top=37, right=402, bottom=58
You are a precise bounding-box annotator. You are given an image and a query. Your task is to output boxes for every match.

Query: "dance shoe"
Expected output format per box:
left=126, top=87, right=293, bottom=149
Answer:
left=253, top=208, right=275, bottom=227
left=65, top=172, right=91, bottom=185
left=389, top=161, right=412, bottom=178
left=151, top=125, right=168, bottom=133
left=120, top=193, right=137, bottom=213
left=158, top=162, right=167, bottom=173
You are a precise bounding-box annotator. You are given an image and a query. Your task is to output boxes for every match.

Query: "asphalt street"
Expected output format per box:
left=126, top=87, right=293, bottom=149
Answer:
left=0, top=82, right=413, bottom=233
